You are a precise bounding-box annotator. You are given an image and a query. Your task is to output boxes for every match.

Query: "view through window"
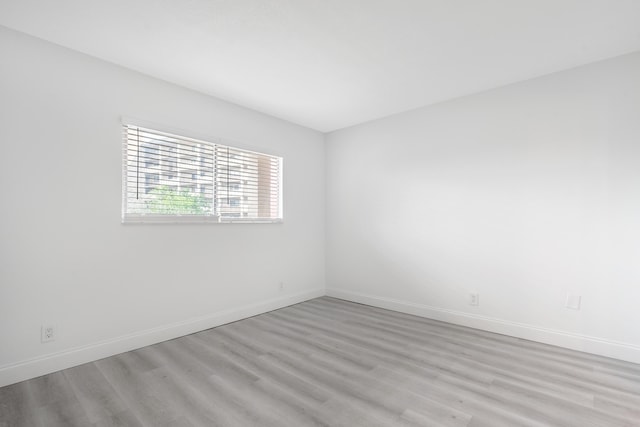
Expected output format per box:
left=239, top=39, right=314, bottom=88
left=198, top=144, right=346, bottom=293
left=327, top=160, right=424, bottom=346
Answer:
left=122, top=124, right=282, bottom=223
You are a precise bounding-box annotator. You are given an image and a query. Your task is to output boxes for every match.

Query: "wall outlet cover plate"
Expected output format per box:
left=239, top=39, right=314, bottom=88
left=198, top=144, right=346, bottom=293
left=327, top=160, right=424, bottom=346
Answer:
left=566, top=294, right=582, bottom=310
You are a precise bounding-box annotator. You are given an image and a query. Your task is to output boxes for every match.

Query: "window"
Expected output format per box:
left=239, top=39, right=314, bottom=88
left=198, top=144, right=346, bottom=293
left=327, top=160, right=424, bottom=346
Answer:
left=122, top=124, right=282, bottom=223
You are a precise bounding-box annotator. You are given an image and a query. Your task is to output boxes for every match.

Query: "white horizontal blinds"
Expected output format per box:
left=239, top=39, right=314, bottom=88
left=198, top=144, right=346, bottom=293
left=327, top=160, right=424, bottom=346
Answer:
left=215, top=145, right=281, bottom=221
left=124, top=125, right=216, bottom=220
left=123, top=124, right=281, bottom=223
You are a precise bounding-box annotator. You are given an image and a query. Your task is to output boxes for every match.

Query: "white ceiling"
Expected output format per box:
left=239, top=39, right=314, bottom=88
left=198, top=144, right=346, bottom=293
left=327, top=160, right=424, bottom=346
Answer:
left=1, top=1, right=640, bottom=132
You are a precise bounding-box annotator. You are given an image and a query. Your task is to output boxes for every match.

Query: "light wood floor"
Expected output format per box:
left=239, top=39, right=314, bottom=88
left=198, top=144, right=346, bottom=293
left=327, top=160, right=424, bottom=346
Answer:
left=1, top=297, right=640, bottom=426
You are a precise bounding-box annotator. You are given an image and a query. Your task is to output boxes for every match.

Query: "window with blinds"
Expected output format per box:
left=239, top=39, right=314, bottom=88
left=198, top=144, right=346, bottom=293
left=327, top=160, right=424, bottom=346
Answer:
left=122, top=124, right=282, bottom=223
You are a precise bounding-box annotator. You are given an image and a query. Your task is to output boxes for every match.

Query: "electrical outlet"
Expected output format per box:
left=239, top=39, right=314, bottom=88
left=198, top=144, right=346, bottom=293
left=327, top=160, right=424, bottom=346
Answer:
left=279, top=281, right=285, bottom=291
left=566, top=293, right=581, bottom=310
left=470, top=293, right=479, bottom=306
left=41, top=325, right=55, bottom=343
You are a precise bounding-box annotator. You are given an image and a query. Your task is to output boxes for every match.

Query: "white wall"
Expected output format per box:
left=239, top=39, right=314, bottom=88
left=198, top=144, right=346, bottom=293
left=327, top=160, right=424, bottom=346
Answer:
left=0, top=26, right=325, bottom=386
left=326, top=52, right=640, bottom=363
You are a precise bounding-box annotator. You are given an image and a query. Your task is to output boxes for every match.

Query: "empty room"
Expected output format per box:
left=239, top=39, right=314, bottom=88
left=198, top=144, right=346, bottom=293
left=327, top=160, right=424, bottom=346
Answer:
left=1, top=1, right=640, bottom=426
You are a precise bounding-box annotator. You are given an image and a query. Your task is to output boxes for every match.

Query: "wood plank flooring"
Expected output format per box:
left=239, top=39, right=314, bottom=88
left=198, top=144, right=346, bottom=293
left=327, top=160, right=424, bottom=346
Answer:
left=1, top=297, right=640, bottom=426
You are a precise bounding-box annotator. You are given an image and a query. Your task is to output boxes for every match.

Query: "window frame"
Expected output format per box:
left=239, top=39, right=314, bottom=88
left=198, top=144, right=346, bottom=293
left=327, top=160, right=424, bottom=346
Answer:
left=121, top=120, right=283, bottom=224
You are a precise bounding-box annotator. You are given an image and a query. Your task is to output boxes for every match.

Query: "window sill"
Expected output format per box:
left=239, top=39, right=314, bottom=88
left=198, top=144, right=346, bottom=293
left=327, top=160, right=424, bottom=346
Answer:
left=121, top=214, right=283, bottom=224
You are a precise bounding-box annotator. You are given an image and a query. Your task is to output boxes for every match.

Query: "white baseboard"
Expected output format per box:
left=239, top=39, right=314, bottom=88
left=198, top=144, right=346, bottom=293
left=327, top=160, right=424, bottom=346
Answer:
left=0, top=289, right=324, bottom=388
left=4, top=287, right=638, bottom=388
left=326, top=288, right=640, bottom=365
